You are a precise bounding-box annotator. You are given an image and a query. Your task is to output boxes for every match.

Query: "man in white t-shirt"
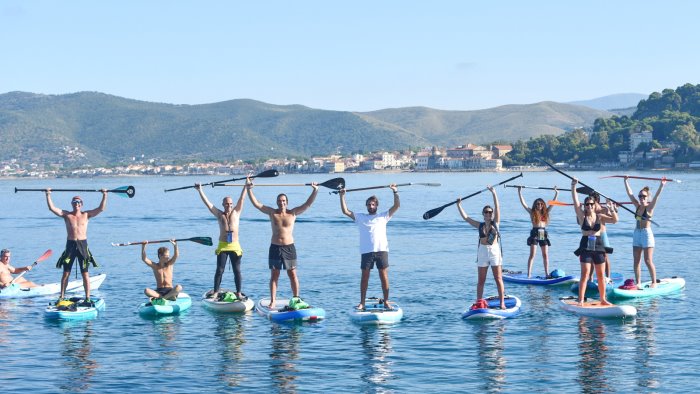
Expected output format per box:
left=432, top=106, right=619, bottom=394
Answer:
left=339, top=184, right=400, bottom=310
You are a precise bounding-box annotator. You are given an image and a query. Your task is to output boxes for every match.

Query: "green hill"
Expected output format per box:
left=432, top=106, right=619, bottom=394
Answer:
left=0, top=91, right=611, bottom=166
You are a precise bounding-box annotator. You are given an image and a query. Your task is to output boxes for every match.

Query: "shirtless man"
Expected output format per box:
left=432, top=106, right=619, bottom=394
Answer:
left=0, top=249, right=38, bottom=288
left=46, top=191, right=107, bottom=300
left=247, top=177, right=318, bottom=309
left=141, top=240, right=181, bottom=301
left=196, top=184, right=247, bottom=299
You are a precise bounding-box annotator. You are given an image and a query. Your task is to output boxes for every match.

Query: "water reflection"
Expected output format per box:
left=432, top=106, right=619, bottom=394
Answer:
left=474, top=322, right=506, bottom=392
left=56, top=321, right=99, bottom=392
left=631, top=299, right=660, bottom=390
left=269, top=323, right=303, bottom=393
left=214, top=314, right=248, bottom=388
left=148, top=316, right=182, bottom=371
left=576, top=317, right=609, bottom=393
left=360, top=326, right=395, bottom=393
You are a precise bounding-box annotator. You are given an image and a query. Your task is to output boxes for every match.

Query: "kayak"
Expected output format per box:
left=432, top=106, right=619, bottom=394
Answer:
left=462, top=295, right=522, bottom=320
left=45, top=297, right=106, bottom=321
left=201, top=291, right=254, bottom=313
left=0, top=273, right=107, bottom=299
left=611, top=277, right=686, bottom=299
left=503, top=271, right=578, bottom=286
left=138, top=292, right=192, bottom=317
left=350, top=298, right=403, bottom=325
left=570, top=272, right=624, bottom=297
left=255, top=298, right=325, bottom=322
left=559, top=296, right=636, bottom=318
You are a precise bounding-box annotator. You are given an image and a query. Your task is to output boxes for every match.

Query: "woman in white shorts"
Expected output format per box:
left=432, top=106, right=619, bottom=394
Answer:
left=456, top=186, right=505, bottom=309
left=624, top=177, right=666, bottom=287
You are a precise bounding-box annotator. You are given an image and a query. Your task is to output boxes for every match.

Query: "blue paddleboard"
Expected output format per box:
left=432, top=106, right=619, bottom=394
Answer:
left=462, top=295, right=521, bottom=320
left=503, top=271, right=578, bottom=286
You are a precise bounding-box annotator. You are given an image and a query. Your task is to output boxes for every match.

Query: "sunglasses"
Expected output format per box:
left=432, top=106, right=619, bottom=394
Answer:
left=71, top=201, right=83, bottom=205
left=638, top=195, right=648, bottom=199
left=584, top=203, right=595, bottom=206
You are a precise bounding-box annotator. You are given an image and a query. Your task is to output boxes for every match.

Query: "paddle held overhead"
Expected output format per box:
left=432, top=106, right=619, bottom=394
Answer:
left=15, top=186, right=135, bottom=198
left=214, top=177, right=346, bottom=191
left=600, top=175, right=681, bottom=183
left=163, top=169, right=279, bottom=192
left=422, top=173, right=522, bottom=220
left=111, top=237, right=213, bottom=247
left=329, top=182, right=441, bottom=195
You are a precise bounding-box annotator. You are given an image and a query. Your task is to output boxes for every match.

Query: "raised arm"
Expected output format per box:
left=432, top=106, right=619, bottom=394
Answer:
left=490, top=186, right=500, bottom=224
left=86, top=190, right=108, bottom=218
left=234, top=183, right=247, bottom=212
left=246, top=178, right=274, bottom=214
left=648, top=179, right=666, bottom=212
left=45, top=189, right=64, bottom=217
left=166, top=240, right=179, bottom=266
left=548, top=187, right=559, bottom=213
left=624, top=176, right=638, bottom=206
left=601, top=200, right=618, bottom=225
left=571, top=178, right=583, bottom=222
left=388, top=184, right=400, bottom=218
left=196, top=184, right=220, bottom=216
left=290, top=183, right=319, bottom=215
left=456, top=199, right=480, bottom=228
left=141, top=242, right=155, bottom=268
left=339, top=189, right=355, bottom=220
left=516, top=186, right=531, bottom=212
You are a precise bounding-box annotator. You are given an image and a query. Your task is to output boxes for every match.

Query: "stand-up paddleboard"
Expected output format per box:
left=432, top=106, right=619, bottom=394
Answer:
left=0, top=273, right=107, bottom=299
left=201, top=290, right=254, bottom=313
left=350, top=297, right=403, bottom=325
left=139, top=293, right=192, bottom=317
left=612, top=277, right=685, bottom=299
left=559, top=296, right=636, bottom=318
left=255, top=298, right=325, bottom=322
left=45, top=297, right=106, bottom=321
left=571, top=272, right=624, bottom=297
left=503, top=270, right=578, bottom=286
left=462, top=295, right=522, bottom=320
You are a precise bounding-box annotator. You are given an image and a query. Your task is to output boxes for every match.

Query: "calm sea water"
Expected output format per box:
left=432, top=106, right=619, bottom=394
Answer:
left=1, top=171, right=698, bottom=393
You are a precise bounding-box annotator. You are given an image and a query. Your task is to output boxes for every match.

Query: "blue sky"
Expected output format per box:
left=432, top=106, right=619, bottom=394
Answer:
left=1, top=1, right=698, bottom=111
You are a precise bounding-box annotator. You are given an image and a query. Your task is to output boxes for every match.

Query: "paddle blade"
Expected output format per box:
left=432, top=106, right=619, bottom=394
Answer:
left=423, top=206, right=445, bottom=220
left=254, top=169, right=279, bottom=179
left=320, top=177, right=345, bottom=190
left=547, top=200, right=572, bottom=206
left=36, top=249, right=53, bottom=262
left=576, top=186, right=595, bottom=195
left=187, top=237, right=213, bottom=246
left=111, top=185, right=136, bottom=198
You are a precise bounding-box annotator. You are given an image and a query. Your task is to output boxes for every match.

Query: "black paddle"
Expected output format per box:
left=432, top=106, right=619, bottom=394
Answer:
left=15, top=186, right=136, bottom=198
left=422, top=173, right=522, bottom=220
left=111, top=236, right=213, bottom=247
left=164, top=169, right=279, bottom=192
left=504, top=184, right=595, bottom=194
left=330, top=182, right=441, bottom=195
left=214, top=177, right=346, bottom=191
left=8, top=249, right=53, bottom=285
left=537, top=159, right=659, bottom=227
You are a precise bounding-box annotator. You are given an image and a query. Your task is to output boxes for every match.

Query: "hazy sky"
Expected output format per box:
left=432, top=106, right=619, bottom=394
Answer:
left=2, top=1, right=698, bottom=111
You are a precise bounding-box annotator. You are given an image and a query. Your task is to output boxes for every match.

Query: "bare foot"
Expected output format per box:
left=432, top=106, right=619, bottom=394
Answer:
left=383, top=301, right=393, bottom=311
left=577, top=299, right=584, bottom=306
left=500, top=304, right=506, bottom=309
left=356, top=304, right=365, bottom=311
left=268, top=300, right=276, bottom=309
left=600, top=300, right=612, bottom=306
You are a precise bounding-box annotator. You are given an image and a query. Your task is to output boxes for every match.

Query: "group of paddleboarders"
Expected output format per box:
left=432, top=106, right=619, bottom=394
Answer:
left=193, top=177, right=400, bottom=311
left=507, top=177, right=666, bottom=307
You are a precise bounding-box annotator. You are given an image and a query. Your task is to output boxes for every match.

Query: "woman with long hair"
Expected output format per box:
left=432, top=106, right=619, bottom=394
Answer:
left=517, top=187, right=558, bottom=278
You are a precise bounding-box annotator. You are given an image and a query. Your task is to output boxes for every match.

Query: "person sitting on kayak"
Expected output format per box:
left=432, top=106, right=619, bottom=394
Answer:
left=0, top=249, right=38, bottom=288
left=456, top=186, right=506, bottom=310
left=516, top=187, right=558, bottom=278
left=571, top=178, right=617, bottom=306
left=196, top=183, right=247, bottom=300
left=46, top=191, right=106, bottom=301
left=141, top=240, right=181, bottom=301
left=624, top=177, right=666, bottom=288
left=247, top=177, right=319, bottom=309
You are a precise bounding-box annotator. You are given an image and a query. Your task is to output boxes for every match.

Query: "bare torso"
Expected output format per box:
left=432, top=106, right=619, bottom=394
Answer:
left=151, top=263, right=174, bottom=288
left=269, top=210, right=296, bottom=245
left=217, top=210, right=241, bottom=242
left=63, top=211, right=89, bottom=240
left=0, top=264, right=14, bottom=286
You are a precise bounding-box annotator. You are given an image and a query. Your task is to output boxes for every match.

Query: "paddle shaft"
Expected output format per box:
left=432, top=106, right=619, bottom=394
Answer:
left=539, top=159, right=658, bottom=226
left=330, top=182, right=440, bottom=194
left=548, top=200, right=633, bottom=206
left=505, top=185, right=570, bottom=191
left=422, top=173, right=522, bottom=219
left=601, top=175, right=681, bottom=183
left=215, top=177, right=345, bottom=190
left=14, top=186, right=134, bottom=196
left=164, top=169, right=279, bottom=192
left=9, top=249, right=53, bottom=285
left=111, top=237, right=212, bottom=246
